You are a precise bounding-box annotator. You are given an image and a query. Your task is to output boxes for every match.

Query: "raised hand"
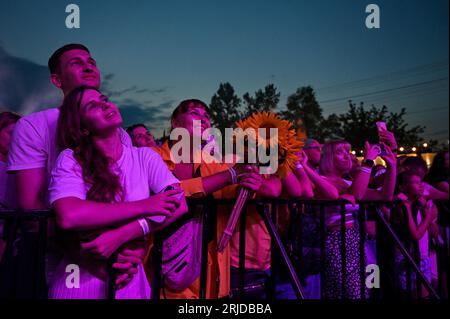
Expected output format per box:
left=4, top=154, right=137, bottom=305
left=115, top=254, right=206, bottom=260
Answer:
left=364, top=141, right=380, bottom=161
left=378, top=130, right=398, bottom=151
left=379, top=142, right=397, bottom=168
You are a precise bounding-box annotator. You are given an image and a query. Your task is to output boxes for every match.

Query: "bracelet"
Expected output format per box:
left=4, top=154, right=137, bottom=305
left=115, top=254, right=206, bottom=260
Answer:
left=228, top=167, right=238, bottom=184
left=295, top=162, right=304, bottom=170
left=360, top=166, right=372, bottom=174
left=138, top=218, right=150, bottom=236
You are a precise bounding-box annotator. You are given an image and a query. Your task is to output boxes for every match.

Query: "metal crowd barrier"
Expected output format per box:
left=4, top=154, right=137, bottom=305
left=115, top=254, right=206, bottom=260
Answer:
left=150, top=198, right=449, bottom=300
left=0, top=209, right=50, bottom=299
left=0, top=199, right=448, bottom=299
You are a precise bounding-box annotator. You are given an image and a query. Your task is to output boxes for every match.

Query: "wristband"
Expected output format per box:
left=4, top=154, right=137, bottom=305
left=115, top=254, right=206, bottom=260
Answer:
left=138, top=218, right=150, bottom=236
left=362, top=159, right=375, bottom=168
left=360, top=166, right=372, bottom=174
left=229, top=167, right=238, bottom=184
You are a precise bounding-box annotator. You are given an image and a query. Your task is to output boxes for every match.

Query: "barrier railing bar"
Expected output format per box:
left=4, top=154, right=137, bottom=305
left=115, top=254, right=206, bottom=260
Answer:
left=374, top=203, right=440, bottom=299
left=259, top=204, right=305, bottom=299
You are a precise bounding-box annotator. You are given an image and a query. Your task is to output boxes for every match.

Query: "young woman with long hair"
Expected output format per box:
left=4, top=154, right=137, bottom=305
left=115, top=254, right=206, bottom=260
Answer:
left=48, top=86, right=188, bottom=298
left=313, top=140, right=397, bottom=298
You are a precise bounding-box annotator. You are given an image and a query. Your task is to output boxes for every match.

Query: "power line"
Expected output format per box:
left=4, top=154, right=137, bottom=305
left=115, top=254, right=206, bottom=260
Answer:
left=406, top=106, right=448, bottom=115
left=318, top=77, right=448, bottom=105
left=316, top=60, right=449, bottom=93
left=322, top=82, right=449, bottom=112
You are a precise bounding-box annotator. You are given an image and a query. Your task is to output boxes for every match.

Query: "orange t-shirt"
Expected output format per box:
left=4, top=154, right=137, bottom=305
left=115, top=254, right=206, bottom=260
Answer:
left=146, top=141, right=236, bottom=299
left=147, top=141, right=272, bottom=297
left=229, top=205, right=271, bottom=271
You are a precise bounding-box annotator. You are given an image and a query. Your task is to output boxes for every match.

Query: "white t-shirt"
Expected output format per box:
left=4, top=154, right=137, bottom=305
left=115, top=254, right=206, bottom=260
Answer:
left=0, top=161, right=16, bottom=208
left=47, top=144, right=179, bottom=299
left=49, top=144, right=179, bottom=204
left=6, top=108, right=132, bottom=207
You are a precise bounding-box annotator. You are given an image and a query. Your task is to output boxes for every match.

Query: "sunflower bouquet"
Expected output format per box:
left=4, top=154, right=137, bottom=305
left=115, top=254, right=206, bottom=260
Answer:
left=217, top=111, right=303, bottom=252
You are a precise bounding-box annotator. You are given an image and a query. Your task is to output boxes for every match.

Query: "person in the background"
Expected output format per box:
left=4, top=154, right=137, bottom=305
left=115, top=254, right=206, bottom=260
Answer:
left=0, top=111, right=21, bottom=264
left=427, top=150, right=449, bottom=193
left=280, top=151, right=318, bottom=298
left=302, top=139, right=322, bottom=171
left=392, top=171, right=439, bottom=298
left=317, top=140, right=397, bottom=299
left=283, top=151, right=315, bottom=199
left=0, top=111, right=21, bottom=208
left=48, top=86, right=188, bottom=298
left=127, top=123, right=157, bottom=148
left=401, top=156, right=448, bottom=200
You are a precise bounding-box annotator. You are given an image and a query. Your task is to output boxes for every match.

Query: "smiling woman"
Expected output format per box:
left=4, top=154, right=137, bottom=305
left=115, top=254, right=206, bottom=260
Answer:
left=46, top=86, right=188, bottom=299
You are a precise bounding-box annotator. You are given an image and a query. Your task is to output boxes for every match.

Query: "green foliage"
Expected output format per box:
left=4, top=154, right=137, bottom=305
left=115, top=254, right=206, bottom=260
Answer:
left=320, top=100, right=426, bottom=149
left=243, top=84, right=280, bottom=116
left=209, top=82, right=242, bottom=132
left=280, top=86, right=323, bottom=138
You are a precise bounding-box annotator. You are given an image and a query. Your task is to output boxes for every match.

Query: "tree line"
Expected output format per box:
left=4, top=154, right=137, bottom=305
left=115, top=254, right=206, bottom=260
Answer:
left=208, top=82, right=441, bottom=152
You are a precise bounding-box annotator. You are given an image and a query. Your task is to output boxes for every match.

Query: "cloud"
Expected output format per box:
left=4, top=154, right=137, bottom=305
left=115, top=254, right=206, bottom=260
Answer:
left=108, top=85, right=138, bottom=98
left=0, top=46, right=61, bottom=114
left=118, top=98, right=175, bottom=129
left=157, top=100, right=176, bottom=110
left=0, top=46, right=174, bottom=137
left=103, top=73, right=115, bottom=82
left=101, top=73, right=170, bottom=98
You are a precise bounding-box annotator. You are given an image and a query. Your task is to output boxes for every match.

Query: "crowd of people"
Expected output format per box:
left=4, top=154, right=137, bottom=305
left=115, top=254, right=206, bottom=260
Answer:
left=0, top=44, right=448, bottom=299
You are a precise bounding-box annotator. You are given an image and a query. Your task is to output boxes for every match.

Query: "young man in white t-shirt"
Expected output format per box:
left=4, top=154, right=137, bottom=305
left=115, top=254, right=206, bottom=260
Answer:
left=7, top=44, right=108, bottom=208
left=5, top=44, right=140, bottom=295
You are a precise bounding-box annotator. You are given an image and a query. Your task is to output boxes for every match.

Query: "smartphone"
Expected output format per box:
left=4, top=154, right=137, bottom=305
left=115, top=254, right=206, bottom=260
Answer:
left=147, top=185, right=184, bottom=223
left=376, top=121, right=387, bottom=133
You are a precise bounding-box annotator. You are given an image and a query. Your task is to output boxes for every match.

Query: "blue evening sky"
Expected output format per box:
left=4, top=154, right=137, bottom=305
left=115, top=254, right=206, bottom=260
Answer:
left=0, top=0, right=448, bottom=143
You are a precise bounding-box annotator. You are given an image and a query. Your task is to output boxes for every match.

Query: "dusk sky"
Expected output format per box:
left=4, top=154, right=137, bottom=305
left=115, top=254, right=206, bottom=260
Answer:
left=0, top=0, right=448, bottom=144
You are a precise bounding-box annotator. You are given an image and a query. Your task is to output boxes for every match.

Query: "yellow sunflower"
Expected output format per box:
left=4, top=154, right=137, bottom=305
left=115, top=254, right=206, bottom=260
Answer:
left=234, top=111, right=303, bottom=177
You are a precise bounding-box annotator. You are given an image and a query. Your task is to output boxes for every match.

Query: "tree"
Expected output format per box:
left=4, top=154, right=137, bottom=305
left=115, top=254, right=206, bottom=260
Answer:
left=317, top=113, right=341, bottom=141
left=243, top=84, right=280, bottom=117
left=209, top=83, right=242, bottom=132
left=319, top=100, right=426, bottom=149
left=280, top=86, right=323, bottom=138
